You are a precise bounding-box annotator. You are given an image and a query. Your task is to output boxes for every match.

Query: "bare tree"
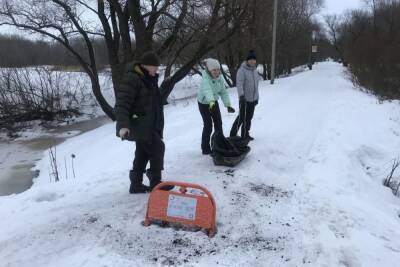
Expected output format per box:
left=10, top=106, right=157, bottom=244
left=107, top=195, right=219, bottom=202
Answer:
left=0, top=67, right=91, bottom=131
left=335, top=0, right=400, bottom=99
left=0, top=0, right=247, bottom=119
left=324, top=14, right=347, bottom=65
left=0, top=0, right=116, bottom=119
left=217, top=0, right=324, bottom=86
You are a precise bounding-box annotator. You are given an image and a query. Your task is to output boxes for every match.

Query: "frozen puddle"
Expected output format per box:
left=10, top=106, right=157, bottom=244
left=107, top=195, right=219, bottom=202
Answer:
left=0, top=116, right=110, bottom=196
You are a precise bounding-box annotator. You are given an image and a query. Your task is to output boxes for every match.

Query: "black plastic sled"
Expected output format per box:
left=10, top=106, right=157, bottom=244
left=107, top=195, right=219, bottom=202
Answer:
left=211, top=132, right=251, bottom=167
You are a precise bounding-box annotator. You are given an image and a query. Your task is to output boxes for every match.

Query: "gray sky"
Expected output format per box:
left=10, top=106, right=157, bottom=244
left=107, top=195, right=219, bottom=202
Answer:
left=322, top=0, right=364, bottom=14
left=0, top=0, right=366, bottom=36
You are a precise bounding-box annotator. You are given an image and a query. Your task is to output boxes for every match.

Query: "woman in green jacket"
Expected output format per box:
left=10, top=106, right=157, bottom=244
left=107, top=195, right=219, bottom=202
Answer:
left=197, top=58, right=235, bottom=155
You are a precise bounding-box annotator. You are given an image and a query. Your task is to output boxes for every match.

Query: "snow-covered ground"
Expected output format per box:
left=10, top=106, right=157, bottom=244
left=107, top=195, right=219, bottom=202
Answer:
left=1, top=62, right=400, bottom=266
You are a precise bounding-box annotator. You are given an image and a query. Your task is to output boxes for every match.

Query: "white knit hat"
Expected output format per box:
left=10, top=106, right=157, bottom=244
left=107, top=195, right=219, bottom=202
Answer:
left=205, top=58, right=220, bottom=71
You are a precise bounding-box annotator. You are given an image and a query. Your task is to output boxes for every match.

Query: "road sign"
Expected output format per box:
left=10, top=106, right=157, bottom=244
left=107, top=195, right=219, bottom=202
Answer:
left=312, top=46, right=318, bottom=53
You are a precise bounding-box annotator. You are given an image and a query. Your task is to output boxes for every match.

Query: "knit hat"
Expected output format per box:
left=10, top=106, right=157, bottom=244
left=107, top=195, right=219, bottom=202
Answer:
left=205, top=58, right=221, bottom=71
left=140, top=51, right=161, bottom=66
left=246, top=50, right=257, bottom=61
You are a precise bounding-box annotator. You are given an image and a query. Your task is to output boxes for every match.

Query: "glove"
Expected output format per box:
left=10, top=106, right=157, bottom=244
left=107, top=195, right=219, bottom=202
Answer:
left=209, top=101, right=215, bottom=111
left=239, top=95, right=246, bottom=104
left=119, top=128, right=130, bottom=140
left=227, top=106, right=235, bottom=113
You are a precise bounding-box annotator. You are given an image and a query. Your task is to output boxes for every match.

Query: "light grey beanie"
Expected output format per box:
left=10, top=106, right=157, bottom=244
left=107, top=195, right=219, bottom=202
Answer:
left=205, top=58, right=220, bottom=71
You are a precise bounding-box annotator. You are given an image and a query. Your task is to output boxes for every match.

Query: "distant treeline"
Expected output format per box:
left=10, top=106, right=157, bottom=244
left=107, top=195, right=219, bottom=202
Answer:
left=0, top=34, right=109, bottom=68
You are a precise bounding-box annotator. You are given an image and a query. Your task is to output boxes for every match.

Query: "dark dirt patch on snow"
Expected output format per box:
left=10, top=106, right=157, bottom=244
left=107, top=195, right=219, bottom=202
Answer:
left=99, top=229, right=287, bottom=266
left=249, top=183, right=292, bottom=198
left=224, top=169, right=235, bottom=177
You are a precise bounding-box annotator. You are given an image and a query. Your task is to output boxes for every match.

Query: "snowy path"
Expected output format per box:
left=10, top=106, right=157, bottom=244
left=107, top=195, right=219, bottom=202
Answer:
left=1, top=62, right=400, bottom=266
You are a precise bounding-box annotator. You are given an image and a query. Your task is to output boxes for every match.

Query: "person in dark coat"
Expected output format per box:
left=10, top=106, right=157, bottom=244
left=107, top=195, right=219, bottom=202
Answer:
left=230, top=50, right=261, bottom=141
left=115, top=51, right=172, bottom=194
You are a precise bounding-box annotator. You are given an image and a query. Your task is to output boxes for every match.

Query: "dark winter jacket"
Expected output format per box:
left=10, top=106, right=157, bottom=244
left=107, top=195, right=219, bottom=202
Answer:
left=115, top=63, right=164, bottom=143
left=236, top=62, right=261, bottom=102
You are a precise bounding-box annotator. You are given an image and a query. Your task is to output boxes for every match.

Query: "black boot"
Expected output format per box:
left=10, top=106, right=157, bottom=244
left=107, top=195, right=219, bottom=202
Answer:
left=129, top=170, right=150, bottom=194
left=146, top=169, right=174, bottom=191
left=202, top=149, right=212, bottom=155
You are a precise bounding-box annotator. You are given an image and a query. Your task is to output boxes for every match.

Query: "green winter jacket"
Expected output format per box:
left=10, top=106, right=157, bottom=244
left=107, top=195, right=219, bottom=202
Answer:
left=197, top=70, right=231, bottom=107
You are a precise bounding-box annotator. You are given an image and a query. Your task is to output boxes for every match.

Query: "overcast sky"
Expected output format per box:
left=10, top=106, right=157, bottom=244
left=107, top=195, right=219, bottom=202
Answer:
left=323, top=0, right=364, bottom=15
left=0, top=0, right=366, bottom=36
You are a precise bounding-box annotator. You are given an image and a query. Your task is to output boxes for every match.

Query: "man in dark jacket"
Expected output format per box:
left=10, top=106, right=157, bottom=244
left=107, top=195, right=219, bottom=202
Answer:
left=115, top=51, right=171, bottom=194
left=230, top=50, right=260, bottom=141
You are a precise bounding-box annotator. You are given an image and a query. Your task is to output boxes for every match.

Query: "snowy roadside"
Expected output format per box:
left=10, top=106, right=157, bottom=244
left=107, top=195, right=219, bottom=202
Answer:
left=0, top=62, right=400, bottom=266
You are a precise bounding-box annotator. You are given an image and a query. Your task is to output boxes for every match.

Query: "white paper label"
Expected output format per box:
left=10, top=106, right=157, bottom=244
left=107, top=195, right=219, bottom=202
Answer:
left=312, top=45, right=318, bottom=53
left=167, top=195, right=197, bottom=220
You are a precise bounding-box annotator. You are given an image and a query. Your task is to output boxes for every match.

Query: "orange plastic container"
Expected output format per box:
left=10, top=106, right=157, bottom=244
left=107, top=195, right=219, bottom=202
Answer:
left=143, top=181, right=217, bottom=237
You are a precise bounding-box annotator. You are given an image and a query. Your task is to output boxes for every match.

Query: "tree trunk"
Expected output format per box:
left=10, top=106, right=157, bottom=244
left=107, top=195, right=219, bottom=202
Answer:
left=89, top=74, right=115, bottom=120
left=262, top=63, right=268, bottom=80
left=221, top=67, right=234, bottom=88
left=267, top=63, right=272, bottom=80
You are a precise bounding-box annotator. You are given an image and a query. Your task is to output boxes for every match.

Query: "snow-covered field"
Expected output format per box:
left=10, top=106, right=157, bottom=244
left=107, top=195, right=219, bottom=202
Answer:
left=1, top=62, right=400, bottom=266
left=0, top=66, right=199, bottom=140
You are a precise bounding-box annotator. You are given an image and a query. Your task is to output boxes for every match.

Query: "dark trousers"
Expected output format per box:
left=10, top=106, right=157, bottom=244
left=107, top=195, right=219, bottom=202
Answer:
left=230, top=101, right=256, bottom=138
left=132, top=131, right=165, bottom=178
left=198, top=101, right=223, bottom=152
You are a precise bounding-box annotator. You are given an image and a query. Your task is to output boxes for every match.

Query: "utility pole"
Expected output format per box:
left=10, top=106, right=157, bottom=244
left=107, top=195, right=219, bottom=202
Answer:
left=308, top=31, right=313, bottom=70
left=308, top=30, right=316, bottom=70
left=270, top=0, right=278, bottom=85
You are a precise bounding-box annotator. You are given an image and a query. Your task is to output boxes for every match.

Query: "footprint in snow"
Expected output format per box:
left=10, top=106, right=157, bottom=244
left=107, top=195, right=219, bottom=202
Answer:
left=34, top=192, right=64, bottom=202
